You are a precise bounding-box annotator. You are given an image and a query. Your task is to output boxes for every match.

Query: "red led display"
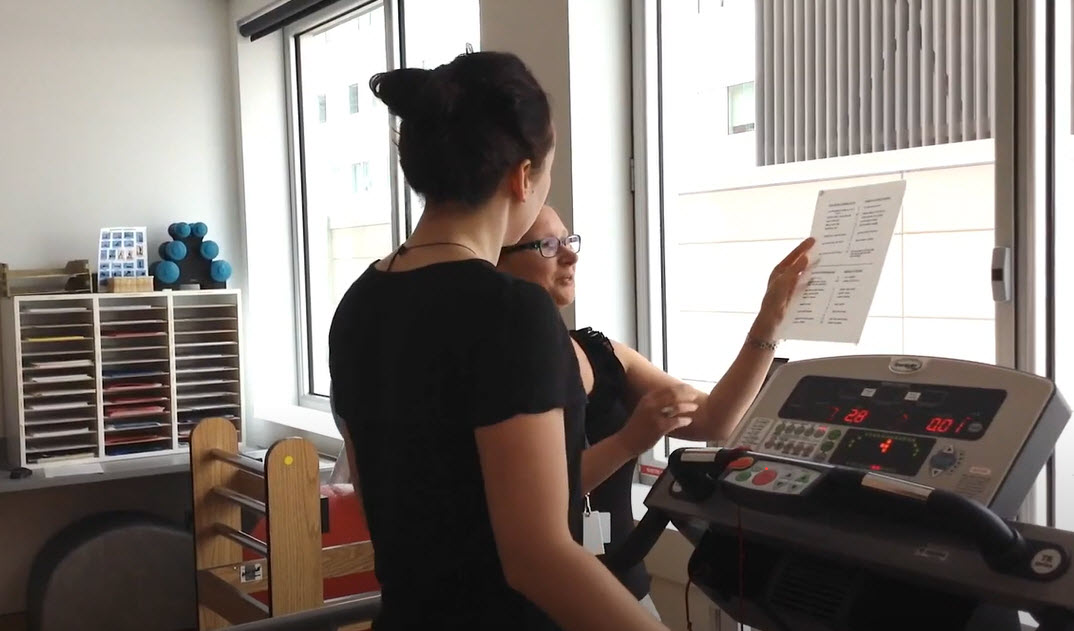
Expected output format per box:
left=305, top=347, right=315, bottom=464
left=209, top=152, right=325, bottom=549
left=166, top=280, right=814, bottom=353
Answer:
left=843, top=408, right=870, bottom=424
left=778, top=376, right=1006, bottom=442
left=926, top=417, right=954, bottom=433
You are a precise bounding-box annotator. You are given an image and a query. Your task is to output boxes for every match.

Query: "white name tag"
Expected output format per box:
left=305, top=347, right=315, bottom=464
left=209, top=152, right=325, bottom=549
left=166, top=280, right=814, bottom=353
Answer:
left=583, top=510, right=612, bottom=554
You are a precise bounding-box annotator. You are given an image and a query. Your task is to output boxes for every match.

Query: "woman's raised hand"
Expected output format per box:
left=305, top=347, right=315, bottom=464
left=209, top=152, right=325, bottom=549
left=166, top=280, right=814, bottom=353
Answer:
left=753, top=237, right=815, bottom=337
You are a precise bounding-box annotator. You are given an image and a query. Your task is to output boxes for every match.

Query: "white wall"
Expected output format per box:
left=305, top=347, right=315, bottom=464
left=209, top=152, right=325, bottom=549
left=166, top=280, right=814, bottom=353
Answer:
left=0, top=0, right=243, bottom=436
left=480, top=0, right=574, bottom=226
left=0, top=0, right=242, bottom=273
left=481, top=0, right=637, bottom=343
left=567, top=0, right=636, bottom=347
left=480, top=0, right=578, bottom=327
left=0, top=0, right=241, bottom=614
left=229, top=0, right=303, bottom=428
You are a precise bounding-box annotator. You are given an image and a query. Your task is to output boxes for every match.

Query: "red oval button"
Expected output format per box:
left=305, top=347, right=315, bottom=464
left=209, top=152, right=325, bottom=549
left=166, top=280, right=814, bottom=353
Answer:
left=728, top=457, right=754, bottom=471
left=752, top=470, right=778, bottom=486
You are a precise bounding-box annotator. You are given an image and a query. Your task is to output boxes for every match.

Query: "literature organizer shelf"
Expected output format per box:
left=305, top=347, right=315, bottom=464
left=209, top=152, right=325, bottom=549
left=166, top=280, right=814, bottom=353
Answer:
left=2, top=289, right=244, bottom=469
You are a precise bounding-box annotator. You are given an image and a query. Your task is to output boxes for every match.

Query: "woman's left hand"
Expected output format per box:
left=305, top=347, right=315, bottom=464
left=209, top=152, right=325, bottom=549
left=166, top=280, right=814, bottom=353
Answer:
left=754, top=237, right=815, bottom=337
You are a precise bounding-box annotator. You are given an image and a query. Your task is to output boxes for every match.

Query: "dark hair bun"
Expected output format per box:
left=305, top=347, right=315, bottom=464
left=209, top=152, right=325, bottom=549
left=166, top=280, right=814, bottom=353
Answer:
left=368, top=51, right=553, bottom=207
left=369, top=68, right=432, bottom=121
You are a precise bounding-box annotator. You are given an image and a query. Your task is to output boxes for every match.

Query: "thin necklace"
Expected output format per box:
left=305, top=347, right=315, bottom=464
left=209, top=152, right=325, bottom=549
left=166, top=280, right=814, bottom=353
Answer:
left=398, top=241, right=479, bottom=257
left=386, top=241, right=481, bottom=271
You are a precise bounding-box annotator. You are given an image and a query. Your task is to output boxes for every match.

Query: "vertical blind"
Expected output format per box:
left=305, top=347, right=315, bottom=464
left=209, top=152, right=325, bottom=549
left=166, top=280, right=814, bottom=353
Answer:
left=755, top=0, right=996, bottom=166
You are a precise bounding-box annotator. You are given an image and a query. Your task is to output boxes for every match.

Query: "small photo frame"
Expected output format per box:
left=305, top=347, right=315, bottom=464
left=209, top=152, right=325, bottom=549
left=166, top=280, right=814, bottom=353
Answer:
left=98, top=226, right=148, bottom=289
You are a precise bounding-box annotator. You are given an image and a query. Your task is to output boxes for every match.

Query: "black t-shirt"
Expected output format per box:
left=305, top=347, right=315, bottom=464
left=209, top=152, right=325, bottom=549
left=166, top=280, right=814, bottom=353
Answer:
left=329, top=259, right=587, bottom=630
left=570, top=328, right=651, bottom=600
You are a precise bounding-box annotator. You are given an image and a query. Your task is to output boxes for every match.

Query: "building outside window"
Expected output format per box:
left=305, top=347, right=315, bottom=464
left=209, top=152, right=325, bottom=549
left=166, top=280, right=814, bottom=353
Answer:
left=653, top=0, right=1000, bottom=462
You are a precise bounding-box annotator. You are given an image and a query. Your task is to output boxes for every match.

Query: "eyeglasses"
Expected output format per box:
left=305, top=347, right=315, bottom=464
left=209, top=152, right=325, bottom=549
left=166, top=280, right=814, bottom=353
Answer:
left=501, top=234, right=582, bottom=258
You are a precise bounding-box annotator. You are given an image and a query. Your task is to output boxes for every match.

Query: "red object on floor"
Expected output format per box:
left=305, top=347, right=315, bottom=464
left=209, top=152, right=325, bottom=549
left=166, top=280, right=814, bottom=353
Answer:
left=245, top=483, right=379, bottom=604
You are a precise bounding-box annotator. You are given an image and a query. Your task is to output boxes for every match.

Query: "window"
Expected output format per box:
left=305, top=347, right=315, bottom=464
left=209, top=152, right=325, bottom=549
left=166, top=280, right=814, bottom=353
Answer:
left=348, top=83, right=360, bottom=114
left=1052, top=0, right=1073, bottom=531
left=645, top=0, right=1008, bottom=462
left=351, top=161, right=371, bottom=192
left=726, top=81, right=754, bottom=134
left=399, top=0, right=481, bottom=230
left=287, top=0, right=481, bottom=400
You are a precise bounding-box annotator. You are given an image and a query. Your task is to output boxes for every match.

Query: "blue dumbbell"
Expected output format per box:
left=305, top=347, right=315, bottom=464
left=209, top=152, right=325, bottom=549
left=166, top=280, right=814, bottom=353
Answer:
left=210, top=260, right=232, bottom=283
left=160, top=240, right=187, bottom=261
left=156, top=260, right=181, bottom=285
left=199, top=240, right=219, bottom=261
left=168, top=222, right=191, bottom=239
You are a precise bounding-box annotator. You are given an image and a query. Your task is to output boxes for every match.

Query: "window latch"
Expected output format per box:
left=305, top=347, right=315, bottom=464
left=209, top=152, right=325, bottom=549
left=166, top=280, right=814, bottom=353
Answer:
left=991, top=246, right=1012, bottom=302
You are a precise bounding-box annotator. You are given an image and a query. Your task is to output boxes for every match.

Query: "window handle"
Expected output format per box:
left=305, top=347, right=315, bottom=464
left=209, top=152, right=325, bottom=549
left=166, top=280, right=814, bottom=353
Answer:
left=992, top=246, right=1013, bottom=302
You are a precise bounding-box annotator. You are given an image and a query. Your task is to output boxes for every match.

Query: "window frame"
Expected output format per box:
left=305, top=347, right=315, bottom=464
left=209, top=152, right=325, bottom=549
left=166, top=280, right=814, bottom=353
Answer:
left=283, top=0, right=404, bottom=412
left=631, top=0, right=1030, bottom=500
left=349, top=82, right=361, bottom=114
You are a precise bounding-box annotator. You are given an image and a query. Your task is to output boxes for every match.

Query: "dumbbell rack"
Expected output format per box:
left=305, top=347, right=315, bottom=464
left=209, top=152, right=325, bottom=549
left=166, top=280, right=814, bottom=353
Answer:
left=1, top=289, right=244, bottom=470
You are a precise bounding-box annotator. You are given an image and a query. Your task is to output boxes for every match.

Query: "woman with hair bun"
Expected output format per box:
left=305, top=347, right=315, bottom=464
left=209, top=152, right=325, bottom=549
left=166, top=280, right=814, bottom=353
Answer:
left=329, top=51, right=668, bottom=631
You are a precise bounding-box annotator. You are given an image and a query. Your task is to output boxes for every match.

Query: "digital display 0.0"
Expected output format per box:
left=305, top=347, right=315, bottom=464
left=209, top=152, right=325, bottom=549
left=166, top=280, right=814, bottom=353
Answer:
left=778, top=376, right=1006, bottom=441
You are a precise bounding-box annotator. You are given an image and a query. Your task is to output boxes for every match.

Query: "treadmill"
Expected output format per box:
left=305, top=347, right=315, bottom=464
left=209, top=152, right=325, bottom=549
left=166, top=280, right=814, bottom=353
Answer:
left=612, top=355, right=1074, bottom=631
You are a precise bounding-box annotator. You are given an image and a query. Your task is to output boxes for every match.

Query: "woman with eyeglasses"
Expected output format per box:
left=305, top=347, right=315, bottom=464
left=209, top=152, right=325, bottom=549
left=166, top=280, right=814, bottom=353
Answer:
left=498, top=205, right=814, bottom=616
left=328, top=52, right=669, bottom=631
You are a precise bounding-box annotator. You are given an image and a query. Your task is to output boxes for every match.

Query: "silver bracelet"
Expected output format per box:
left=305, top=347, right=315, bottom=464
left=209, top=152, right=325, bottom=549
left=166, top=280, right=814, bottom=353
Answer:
left=746, top=335, right=779, bottom=351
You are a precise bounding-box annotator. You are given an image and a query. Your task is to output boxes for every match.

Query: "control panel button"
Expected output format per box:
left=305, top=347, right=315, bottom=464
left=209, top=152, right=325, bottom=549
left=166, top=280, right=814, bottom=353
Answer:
left=930, top=468, right=944, bottom=477
left=812, top=428, right=826, bottom=438
left=752, top=469, right=777, bottom=486
left=803, top=446, right=815, bottom=457
left=820, top=441, right=835, bottom=452
left=789, top=482, right=803, bottom=493
left=796, top=473, right=812, bottom=483
left=793, top=425, right=805, bottom=435
left=735, top=471, right=752, bottom=482
left=764, top=441, right=775, bottom=449
left=828, top=430, right=842, bottom=439
left=728, top=457, right=754, bottom=471
left=1031, top=549, right=1064, bottom=575
left=775, top=441, right=785, bottom=450
left=774, top=423, right=786, bottom=434
left=930, top=451, right=958, bottom=470
left=751, top=462, right=765, bottom=472
left=774, top=480, right=788, bottom=491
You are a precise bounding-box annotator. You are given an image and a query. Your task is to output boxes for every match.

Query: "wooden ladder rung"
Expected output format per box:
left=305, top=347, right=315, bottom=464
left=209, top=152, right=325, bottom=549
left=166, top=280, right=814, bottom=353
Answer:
left=213, top=486, right=266, bottom=514
left=214, top=523, right=268, bottom=557
left=203, top=540, right=376, bottom=595
left=211, top=448, right=266, bottom=476
left=197, top=569, right=270, bottom=625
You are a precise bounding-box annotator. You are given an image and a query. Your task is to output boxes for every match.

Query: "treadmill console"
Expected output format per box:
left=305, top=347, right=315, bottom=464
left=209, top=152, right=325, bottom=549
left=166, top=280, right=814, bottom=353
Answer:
left=728, top=356, right=1069, bottom=516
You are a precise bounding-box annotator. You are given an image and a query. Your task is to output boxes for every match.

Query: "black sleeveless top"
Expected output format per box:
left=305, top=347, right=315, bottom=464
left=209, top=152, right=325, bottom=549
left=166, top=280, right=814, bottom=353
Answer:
left=569, top=327, right=651, bottom=600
